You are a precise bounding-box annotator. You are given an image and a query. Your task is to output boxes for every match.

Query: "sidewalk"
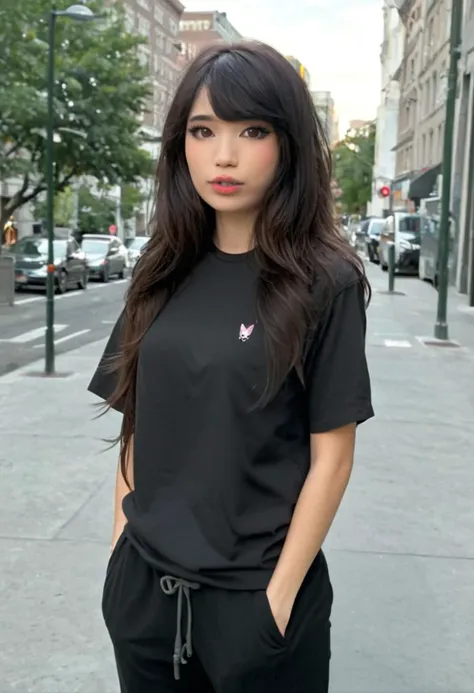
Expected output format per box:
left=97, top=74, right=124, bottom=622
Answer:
left=1, top=263, right=473, bottom=693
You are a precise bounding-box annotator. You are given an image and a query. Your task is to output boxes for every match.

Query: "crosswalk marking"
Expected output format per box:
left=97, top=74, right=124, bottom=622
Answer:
left=32, top=328, right=91, bottom=348
left=0, top=324, right=67, bottom=344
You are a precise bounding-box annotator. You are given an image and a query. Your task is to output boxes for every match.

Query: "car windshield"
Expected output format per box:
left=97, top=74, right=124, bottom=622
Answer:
left=399, top=215, right=421, bottom=241
left=82, top=240, right=109, bottom=255
left=127, top=237, right=148, bottom=251
left=11, top=238, right=66, bottom=257
left=369, top=220, right=384, bottom=235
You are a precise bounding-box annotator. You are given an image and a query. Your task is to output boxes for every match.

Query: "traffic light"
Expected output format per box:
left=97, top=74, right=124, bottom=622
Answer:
left=379, top=185, right=390, bottom=198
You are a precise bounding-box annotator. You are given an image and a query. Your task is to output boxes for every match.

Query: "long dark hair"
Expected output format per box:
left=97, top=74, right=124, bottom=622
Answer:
left=107, top=41, right=370, bottom=485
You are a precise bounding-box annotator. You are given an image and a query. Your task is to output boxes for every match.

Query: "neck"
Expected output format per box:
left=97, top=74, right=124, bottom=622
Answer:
left=214, top=210, right=256, bottom=254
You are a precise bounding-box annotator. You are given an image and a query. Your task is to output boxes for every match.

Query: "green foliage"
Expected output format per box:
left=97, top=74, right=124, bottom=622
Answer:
left=332, top=123, right=376, bottom=214
left=33, top=187, right=75, bottom=227
left=0, top=0, right=153, bottom=242
left=121, top=183, right=145, bottom=222
left=77, top=185, right=116, bottom=235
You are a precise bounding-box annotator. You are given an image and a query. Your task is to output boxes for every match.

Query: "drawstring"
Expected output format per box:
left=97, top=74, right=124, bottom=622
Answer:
left=160, top=575, right=200, bottom=680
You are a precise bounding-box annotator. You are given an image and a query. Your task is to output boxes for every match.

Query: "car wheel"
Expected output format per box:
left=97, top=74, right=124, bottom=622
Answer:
left=56, top=270, right=68, bottom=294
left=118, top=264, right=126, bottom=280
left=101, top=266, right=109, bottom=283
left=78, top=269, right=88, bottom=290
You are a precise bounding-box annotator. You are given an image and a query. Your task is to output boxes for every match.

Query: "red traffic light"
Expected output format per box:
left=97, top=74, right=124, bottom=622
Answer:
left=379, top=185, right=390, bottom=198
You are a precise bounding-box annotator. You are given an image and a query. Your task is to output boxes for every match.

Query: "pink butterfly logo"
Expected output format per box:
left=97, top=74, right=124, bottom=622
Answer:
left=239, top=323, right=255, bottom=342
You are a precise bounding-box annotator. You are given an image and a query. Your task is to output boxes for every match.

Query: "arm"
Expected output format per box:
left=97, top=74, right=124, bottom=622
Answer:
left=111, top=435, right=134, bottom=552
left=266, top=423, right=356, bottom=634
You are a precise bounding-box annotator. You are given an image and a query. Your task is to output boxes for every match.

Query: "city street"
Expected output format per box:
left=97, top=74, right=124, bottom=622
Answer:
left=0, top=280, right=127, bottom=376
left=1, top=260, right=473, bottom=693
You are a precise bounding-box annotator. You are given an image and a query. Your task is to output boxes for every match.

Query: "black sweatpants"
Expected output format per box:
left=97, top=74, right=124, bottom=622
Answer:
left=102, top=534, right=333, bottom=693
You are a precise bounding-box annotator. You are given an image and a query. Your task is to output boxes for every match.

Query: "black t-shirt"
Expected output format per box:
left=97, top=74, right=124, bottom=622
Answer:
left=88, top=246, right=374, bottom=589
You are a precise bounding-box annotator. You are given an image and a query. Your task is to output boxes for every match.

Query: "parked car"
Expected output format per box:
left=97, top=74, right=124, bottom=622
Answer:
left=349, top=217, right=372, bottom=253
left=378, top=212, right=421, bottom=275
left=365, top=217, right=385, bottom=263
left=418, top=213, right=456, bottom=288
left=125, top=235, right=149, bottom=268
left=10, top=236, right=88, bottom=293
left=81, top=235, right=128, bottom=282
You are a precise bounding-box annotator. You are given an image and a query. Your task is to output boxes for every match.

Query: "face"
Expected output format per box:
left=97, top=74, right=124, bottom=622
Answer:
left=185, top=89, right=280, bottom=215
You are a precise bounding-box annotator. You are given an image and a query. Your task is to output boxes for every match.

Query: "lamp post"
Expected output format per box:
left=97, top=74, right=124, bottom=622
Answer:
left=45, top=4, right=95, bottom=375
left=433, top=0, right=462, bottom=341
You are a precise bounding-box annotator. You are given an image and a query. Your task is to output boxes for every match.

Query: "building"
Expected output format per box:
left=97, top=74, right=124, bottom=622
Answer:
left=392, top=0, right=449, bottom=211
left=311, top=91, right=339, bottom=145
left=285, top=56, right=311, bottom=86
left=369, top=2, right=405, bottom=217
left=452, top=0, right=474, bottom=299
left=112, top=0, right=184, bottom=233
left=178, top=11, right=242, bottom=68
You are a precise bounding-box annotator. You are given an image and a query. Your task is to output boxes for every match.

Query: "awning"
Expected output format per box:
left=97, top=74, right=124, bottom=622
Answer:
left=408, top=163, right=442, bottom=200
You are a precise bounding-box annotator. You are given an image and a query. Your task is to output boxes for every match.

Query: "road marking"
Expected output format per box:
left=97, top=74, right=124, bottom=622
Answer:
left=0, top=324, right=67, bottom=344
left=32, top=328, right=91, bottom=348
left=13, top=279, right=129, bottom=304
left=14, top=296, right=44, bottom=305
left=383, top=339, right=412, bottom=348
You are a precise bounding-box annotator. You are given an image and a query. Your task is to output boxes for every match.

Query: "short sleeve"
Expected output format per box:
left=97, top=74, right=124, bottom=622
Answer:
left=87, top=312, right=125, bottom=413
left=306, top=278, right=374, bottom=433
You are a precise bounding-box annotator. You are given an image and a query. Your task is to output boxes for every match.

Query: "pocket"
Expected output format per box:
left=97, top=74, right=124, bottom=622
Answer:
left=106, top=531, right=126, bottom=578
left=260, top=591, right=287, bottom=648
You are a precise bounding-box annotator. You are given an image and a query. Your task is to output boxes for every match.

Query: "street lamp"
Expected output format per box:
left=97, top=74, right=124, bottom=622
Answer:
left=45, top=4, right=95, bottom=375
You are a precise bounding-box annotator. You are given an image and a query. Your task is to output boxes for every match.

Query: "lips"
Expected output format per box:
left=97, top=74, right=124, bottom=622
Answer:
left=209, top=176, right=243, bottom=186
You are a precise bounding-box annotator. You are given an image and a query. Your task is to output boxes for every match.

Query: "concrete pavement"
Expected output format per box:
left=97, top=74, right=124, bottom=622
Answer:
left=1, top=262, right=473, bottom=693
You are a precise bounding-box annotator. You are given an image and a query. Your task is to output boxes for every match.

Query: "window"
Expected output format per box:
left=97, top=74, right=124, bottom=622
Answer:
left=438, top=123, right=444, bottom=158
left=169, top=18, right=178, bottom=36
left=155, top=6, right=164, bottom=24
left=422, top=133, right=426, bottom=166
left=429, top=129, right=434, bottom=165
left=432, top=72, right=438, bottom=110
left=124, top=7, right=135, bottom=31
left=425, top=80, right=431, bottom=116
left=137, top=15, right=150, bottom=38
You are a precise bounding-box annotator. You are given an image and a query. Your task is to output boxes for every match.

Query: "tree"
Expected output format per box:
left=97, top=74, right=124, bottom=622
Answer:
left=121, top=183, right=145, bottom=226
left=0, top=0, right=154, bottom=250
left=33, top=187, right=75, bottom=227
left=332, top=123, right=376, bottom=214
left=77, top=185, right=115, bottom=235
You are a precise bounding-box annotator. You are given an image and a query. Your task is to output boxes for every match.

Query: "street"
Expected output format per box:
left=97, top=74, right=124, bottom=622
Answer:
left=1, top=260, right=473, bottom=693
left=0, top=280, right=127, bottom=376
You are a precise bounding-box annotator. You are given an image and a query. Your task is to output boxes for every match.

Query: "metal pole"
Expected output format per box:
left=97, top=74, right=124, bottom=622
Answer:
left=434, top=0, right=463, bottom=340
left=45, top=9, right=56, bottom=374
left=388, top=241, right=395, bottom=292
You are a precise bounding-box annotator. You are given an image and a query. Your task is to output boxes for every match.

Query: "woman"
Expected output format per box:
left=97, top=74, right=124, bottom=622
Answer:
left=89, top=40, right=373, bottom=693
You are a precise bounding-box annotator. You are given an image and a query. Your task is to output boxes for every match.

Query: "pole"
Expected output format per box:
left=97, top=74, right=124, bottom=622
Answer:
left=45, top=10, right=56, bottom=374
left=388, top=241, right=395, bottom=292
left=434, top=0, right=463, bottom=340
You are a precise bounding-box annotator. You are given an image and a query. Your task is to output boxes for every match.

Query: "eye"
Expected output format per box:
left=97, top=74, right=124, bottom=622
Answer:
left=242, top=127, right=271, bottom=140
left=188, top=126, right=213, bottom=139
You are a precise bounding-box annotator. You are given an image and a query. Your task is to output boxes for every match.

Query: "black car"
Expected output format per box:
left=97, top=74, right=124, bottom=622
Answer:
left=365, top=218, right=385, bottom=263
left=81, top=235, right=128, bottom=282
left=10, top=236, right=88, bottom=293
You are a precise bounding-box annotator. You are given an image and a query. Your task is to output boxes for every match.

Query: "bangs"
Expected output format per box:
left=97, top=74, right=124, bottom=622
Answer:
left=202, top=51, right=284, bottom=128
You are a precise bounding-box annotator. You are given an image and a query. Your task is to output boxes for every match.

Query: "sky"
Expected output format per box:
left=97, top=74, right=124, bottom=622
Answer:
left=182, top=0, right=384, bottom=136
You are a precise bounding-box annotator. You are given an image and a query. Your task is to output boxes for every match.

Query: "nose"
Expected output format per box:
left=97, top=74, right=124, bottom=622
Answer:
left=214, top=134, right=238, bottom=168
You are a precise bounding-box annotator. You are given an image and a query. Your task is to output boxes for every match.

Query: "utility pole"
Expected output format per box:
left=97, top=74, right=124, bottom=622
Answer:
left=434, top=0, right=463, bottom=340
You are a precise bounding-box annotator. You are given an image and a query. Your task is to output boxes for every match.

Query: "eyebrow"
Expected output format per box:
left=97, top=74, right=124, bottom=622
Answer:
left=188, top=114, right=216, bottom=122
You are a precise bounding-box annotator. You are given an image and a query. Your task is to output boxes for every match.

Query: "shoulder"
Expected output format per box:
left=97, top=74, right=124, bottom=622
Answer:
left=311, top=250, right=366, bottom=309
